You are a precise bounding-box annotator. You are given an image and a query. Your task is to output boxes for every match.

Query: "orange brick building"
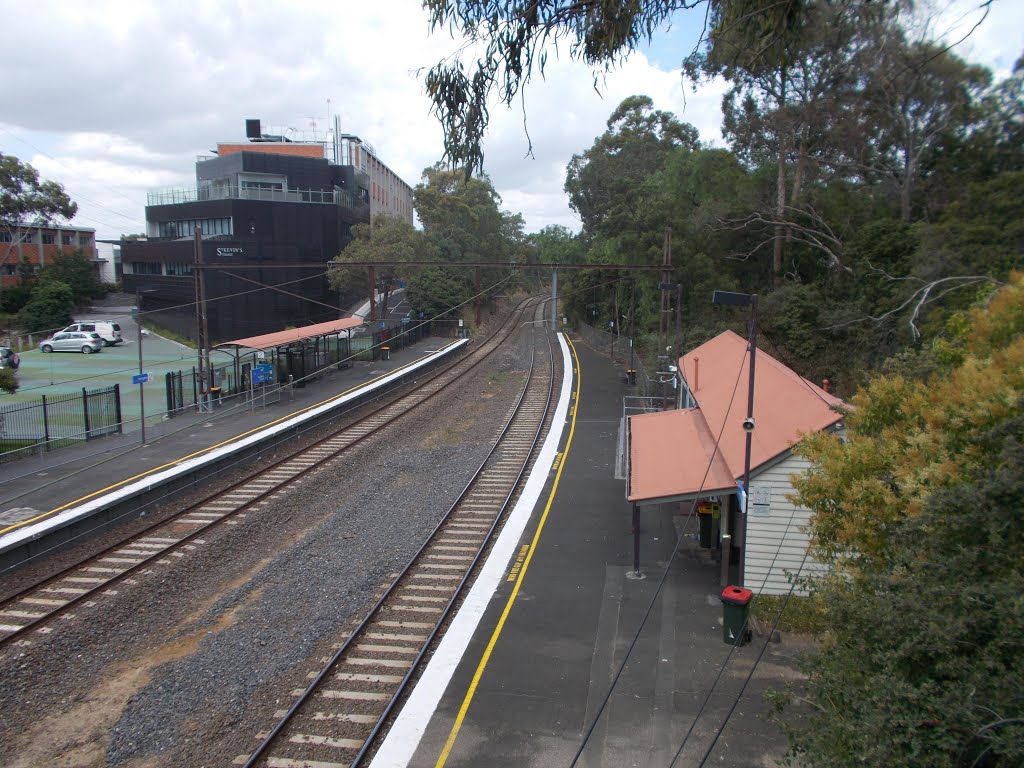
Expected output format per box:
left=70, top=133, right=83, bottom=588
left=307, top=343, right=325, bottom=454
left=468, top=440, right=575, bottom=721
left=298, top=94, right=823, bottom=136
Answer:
left=0, top=224, right=98, bottom=289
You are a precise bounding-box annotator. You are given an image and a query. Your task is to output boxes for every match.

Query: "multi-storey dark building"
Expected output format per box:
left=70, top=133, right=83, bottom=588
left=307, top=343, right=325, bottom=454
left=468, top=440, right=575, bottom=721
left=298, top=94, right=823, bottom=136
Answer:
left=122, top=119, right=414, bottom=342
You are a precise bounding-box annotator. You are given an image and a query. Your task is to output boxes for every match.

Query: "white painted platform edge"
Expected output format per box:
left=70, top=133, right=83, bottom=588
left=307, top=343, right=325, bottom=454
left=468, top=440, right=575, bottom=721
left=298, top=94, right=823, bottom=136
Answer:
left=369, top=332, right=573, bottom=768
left=0, top=339, right=467, bottom=552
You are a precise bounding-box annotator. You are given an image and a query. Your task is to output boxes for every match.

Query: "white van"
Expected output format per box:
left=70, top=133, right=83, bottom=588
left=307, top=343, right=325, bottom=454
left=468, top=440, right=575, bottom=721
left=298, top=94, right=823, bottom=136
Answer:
left=61, top=321, right=123, bottom=346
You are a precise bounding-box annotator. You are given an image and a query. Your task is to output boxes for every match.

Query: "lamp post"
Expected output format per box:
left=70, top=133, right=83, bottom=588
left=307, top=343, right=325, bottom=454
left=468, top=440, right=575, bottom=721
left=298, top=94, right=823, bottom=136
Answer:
left=711, top=290, right=758, bottom=588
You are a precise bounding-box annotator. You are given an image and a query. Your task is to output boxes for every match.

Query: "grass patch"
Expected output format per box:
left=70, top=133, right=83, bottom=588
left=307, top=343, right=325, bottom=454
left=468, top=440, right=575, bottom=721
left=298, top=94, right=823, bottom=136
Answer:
left=752, top=593, right=827, bottom=635
left=140, top=321, right=194, bottom=348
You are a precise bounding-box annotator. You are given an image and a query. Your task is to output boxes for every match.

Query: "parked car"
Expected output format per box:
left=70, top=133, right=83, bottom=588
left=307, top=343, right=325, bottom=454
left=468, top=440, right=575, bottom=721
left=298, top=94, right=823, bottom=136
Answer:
left=0, top=346, right=20, bottom=369
left=40, top=332, right=105, bottom=354
left=60, top=321, right=123, bottom=346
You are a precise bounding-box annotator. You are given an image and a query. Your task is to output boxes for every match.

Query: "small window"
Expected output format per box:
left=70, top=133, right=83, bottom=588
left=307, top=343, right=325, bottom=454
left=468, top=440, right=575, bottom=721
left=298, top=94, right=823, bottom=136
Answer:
left=42, top=234, right=55, bottom=245
left=0, top=232, right=12, bottom=243
left=62, top=234, right=74, bottom=245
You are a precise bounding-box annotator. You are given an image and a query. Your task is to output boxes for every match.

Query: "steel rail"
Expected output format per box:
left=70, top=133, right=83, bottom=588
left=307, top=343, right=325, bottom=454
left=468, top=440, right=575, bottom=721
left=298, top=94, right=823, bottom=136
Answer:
left=0, top=297, right=548, bottom=650
left=242, top=315, right=557, bottom=768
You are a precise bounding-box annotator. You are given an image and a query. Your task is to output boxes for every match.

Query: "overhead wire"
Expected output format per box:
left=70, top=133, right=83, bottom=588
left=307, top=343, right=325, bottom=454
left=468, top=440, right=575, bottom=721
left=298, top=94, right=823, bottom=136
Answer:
left=0, top=125, right=148, bottom=223
left=570, top=340, right=751, bottom=767
left=669, top=492, right=809, bottom=766
left=695, top=547, right=812, bottom=767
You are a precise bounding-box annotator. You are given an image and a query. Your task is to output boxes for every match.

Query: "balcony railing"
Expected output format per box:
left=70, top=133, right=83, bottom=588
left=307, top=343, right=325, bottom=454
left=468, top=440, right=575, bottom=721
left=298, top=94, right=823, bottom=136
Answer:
left=147, top=185, right=361, bottom=209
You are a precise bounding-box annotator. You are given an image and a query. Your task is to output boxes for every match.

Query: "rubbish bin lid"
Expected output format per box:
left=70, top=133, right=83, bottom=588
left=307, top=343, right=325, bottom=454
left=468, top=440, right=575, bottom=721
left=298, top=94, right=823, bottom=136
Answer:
left=720, top=585, right=753, bottom=605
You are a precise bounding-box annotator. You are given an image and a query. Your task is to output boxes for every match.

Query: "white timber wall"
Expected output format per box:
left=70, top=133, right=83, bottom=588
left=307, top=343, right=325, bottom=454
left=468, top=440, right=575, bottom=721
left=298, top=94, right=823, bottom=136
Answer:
left=743, top=452, right=828, bottom=595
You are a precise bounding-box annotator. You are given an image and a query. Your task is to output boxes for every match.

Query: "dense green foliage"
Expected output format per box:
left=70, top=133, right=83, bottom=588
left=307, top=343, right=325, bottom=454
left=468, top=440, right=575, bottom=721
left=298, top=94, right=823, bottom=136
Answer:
left=38, top=249, right=106, bottom=306
left=18, top=280, right=74, bottom=333
left=0, top=152, right=77, bottom=234
left=332, top=165, right=527, bottom=323
left=787, top=276, right=1024, bottom=766
left=423, top=3, right=1022, bottom=392
left=0, top=155, right=98, bottom=339
left=420, top=5, right=1024, bottom=765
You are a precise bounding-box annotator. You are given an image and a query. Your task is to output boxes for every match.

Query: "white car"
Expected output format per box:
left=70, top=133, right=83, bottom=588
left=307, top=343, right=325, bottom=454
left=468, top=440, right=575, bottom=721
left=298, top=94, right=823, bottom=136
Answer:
left=40, top=332, right=105, bottom=354
left=60, top=321, right=123, bottom=346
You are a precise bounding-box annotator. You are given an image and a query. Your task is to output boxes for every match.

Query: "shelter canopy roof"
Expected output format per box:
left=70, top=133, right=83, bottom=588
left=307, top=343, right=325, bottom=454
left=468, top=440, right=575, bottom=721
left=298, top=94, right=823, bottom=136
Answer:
left=627, top=330, right=846, bottom=505
left=214, top=317, right=364, bottom=351
left=628, top=408, right=734, bottom=503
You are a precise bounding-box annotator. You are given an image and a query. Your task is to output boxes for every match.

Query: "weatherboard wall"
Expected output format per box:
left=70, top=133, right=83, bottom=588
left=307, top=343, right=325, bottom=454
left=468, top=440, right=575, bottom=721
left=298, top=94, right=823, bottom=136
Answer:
left=744, top=451, right=827, bottom=595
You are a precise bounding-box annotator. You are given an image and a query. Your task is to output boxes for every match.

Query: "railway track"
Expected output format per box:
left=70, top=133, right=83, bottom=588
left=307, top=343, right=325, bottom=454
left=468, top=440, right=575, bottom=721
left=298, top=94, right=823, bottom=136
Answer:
left=0, top=296, right=549, bottom=654
left=237, top=320, right=560, bottom=768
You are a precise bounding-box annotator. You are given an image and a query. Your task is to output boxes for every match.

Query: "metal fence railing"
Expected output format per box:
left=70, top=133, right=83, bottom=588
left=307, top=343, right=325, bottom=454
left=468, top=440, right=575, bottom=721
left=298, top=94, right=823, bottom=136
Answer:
left=0, top=385, right=122, bottom=463
left=0, top=319, right=439, bottom=463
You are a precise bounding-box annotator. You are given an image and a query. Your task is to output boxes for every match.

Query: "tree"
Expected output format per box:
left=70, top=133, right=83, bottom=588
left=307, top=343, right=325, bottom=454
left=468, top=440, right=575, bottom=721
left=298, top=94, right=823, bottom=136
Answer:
left=857, top=33, right=991, bottom=221
left=565, top=95, right=699, bottom=241
left=38, top=249, right=105, bottom=306
left=414, top=163, right=523, bottom=305
left=18, top=281, right=74, bottom=333
left=528, top=224, right=584, bottom=265
left=781, top=274, right=1024, bottom=766
left=414, top=164, right=514, bottom=259
left=405, top=265, right=473, bottom=321
left=329, top=213, right=435, bottom=320
left=0, top=153, right=77, bottom=272
left=422, top=1, right=825, bottom=176
left=685, top=1, right=871, bottom=279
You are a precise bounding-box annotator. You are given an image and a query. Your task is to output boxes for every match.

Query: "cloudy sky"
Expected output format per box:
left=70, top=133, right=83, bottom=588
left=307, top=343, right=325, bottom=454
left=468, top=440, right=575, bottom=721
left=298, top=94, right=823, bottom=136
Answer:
left=0, top=1, right=1019, bottom=242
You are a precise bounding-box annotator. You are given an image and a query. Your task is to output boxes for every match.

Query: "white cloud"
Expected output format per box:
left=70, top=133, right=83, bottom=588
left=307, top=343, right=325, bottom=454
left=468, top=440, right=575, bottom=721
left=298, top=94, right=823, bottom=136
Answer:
left=0, top=0, right=1015, bottom=241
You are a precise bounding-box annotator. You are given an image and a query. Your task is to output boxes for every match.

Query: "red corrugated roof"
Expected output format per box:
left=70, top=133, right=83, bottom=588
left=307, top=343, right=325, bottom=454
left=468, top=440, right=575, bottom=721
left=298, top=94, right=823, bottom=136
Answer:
left=628, top=330, right=845, bottom=504
left=628, top=408, right=735, bottom=502
left=214, top=317, right=364, bottom=351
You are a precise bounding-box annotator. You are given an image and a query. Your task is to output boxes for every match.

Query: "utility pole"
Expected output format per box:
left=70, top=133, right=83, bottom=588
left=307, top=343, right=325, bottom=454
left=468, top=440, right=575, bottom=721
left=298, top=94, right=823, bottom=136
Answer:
left=711, top=290, right=759, bottom=588
left=474, top=267, right=481, bottom=327
left=193, top=226, right=211, bottom=412
left=136, top=288, right=146, bottom=445
left=659, top=227, right=672, bottom=345
left=738, top=294, right=758, bottom=588
left=367, top=265, right=377, bottom=322
left=551, top=267, right=558, bottom=330
left=659, top=227, right=673, bottom=409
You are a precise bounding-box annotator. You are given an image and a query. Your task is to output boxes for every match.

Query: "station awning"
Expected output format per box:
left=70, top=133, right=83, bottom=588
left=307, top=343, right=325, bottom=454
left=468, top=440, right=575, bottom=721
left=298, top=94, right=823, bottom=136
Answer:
left=627, top=330, right=846, bottom=506
left=214, top=317, right=364, bottom=351
left=627, top=408, right=736, bottom=504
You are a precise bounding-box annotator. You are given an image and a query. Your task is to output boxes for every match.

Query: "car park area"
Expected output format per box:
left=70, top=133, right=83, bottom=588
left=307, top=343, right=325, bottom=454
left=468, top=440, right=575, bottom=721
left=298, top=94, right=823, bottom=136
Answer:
left=3, top=310, right=197, bottom=433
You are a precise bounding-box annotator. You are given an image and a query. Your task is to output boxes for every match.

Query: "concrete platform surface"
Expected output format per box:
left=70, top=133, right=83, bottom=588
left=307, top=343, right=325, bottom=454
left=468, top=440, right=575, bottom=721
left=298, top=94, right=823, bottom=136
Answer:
left=374, top=334, right=808, bottom=768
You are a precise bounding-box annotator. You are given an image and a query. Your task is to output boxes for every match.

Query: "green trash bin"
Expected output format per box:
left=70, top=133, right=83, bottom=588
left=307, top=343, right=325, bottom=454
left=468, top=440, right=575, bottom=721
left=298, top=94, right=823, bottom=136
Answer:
left=720, top=585, right=753, bottom=646
left=698, top=510, right=713, bottom=548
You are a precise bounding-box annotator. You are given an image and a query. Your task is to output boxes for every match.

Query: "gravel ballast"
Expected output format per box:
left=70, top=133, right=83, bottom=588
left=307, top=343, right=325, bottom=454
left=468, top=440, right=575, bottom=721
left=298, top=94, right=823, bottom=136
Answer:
left=0, top=310, right=546, bottom=767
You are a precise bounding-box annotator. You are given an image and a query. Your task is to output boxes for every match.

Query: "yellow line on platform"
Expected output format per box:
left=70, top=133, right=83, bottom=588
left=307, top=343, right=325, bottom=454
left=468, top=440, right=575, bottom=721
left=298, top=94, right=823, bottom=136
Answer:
left=0, top=342, right=461, bottom=537
left=434, top=334, right=582, bottom=768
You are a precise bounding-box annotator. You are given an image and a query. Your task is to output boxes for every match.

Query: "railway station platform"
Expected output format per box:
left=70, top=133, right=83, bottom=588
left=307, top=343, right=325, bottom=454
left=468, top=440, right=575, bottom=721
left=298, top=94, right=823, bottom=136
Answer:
left=0, top=335, right=465, bottom=571
left=372, top=333, right=805, bottom=768
left=0, top=326, right=806, bottom=765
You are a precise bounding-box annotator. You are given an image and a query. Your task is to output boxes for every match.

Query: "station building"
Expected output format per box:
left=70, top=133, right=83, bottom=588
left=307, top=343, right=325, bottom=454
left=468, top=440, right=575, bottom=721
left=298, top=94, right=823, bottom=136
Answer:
left=627, top=330, right=846, bottom=594
left=122, top=118, right=414, bottom=342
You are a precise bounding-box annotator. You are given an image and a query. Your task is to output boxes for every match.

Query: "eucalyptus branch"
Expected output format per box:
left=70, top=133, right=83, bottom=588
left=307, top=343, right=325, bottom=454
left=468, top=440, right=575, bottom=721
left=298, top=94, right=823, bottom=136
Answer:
left=717, top=204, right=849, bottom=271
left=819, top=275, right=1002, bottom=340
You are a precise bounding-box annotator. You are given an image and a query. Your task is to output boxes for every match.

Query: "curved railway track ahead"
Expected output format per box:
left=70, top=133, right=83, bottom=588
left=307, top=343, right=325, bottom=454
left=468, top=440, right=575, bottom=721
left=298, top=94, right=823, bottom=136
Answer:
left=240, top=322, right=560, bottom=768
left=0, top=296, right=550, bottom=653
